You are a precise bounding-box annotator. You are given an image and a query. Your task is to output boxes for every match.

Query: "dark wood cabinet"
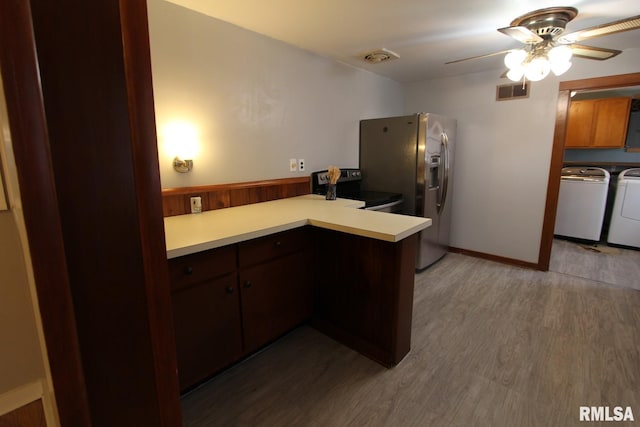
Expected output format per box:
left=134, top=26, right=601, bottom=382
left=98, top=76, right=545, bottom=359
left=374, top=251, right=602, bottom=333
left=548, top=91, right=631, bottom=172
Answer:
left=239, top=227, right=314, bottom=353
left=312, top=228, right=417, bottom=367
left=238, top=226, right=312, bottom=267
left=240, top=251, right=313, bottom=353
left=169, top=245, right=241, bottom=390
left=171, top=273, right=242, bottom=390
left=169, top=227, right=314, bottom=391
left=169, top=224, right=418, bottom=388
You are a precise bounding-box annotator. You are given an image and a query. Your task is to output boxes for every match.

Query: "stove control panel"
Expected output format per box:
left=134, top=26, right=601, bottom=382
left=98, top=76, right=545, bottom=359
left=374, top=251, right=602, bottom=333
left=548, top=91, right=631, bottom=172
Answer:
left=312, top=168, right=362, bottom=185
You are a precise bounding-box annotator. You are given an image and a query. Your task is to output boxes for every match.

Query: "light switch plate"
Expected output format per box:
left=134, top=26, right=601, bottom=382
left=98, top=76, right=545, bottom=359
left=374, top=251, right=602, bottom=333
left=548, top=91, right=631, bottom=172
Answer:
left=289, top=158, right=297, bottom=172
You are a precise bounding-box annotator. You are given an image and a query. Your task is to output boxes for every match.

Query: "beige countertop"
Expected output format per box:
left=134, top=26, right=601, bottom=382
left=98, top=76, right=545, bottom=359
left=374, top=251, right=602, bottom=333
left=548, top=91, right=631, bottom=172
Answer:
left=164, top=195, right=431, bottom=258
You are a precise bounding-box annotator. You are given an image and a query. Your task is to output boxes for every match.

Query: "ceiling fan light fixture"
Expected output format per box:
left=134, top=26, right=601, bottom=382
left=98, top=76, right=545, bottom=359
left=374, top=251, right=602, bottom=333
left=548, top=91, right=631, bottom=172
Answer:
left=524, top=57, right=551, bottom=81
left=506, top=67, right=525, bottom=82
left=504, top=49, right=527, bottom=69
left=550, top=60, right=572, bottom=76
left=548, top=45, right=573, bottom=63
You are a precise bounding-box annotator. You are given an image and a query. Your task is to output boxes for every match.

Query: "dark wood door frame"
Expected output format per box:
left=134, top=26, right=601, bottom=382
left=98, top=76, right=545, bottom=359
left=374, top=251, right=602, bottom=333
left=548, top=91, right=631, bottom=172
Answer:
left=1, top=0, right=182, bottom=425
left=0, top=1, right=91, bottom=424
left=537, top=72, right=640, bottom=271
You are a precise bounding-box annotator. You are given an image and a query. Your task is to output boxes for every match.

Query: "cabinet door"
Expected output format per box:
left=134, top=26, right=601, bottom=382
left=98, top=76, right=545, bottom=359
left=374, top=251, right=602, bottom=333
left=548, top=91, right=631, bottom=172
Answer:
left=565, top=100, right=595, bottom=148
left=239, top=251, right=313, bottom=353
left=592, top=97, right=631, bottom=148
left=171, top=273, right=242, bottom=391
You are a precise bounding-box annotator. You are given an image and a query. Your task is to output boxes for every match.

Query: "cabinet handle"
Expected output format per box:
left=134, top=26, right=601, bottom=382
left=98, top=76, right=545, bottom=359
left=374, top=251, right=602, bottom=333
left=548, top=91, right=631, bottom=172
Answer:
left=274, top=241, right=282, bottom=248
left=184, top=266, right=193, bottom=275
left=226, top=286, right=235, bottom=294
left=244, top=281, right=252, bottom=288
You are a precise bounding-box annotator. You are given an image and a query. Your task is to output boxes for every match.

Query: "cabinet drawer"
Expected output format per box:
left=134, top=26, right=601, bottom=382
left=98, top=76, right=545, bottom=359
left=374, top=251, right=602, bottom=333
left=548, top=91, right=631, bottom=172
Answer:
left=169, top=245, right=237, bottom=291
left=238, top=226, right=312, bottom=268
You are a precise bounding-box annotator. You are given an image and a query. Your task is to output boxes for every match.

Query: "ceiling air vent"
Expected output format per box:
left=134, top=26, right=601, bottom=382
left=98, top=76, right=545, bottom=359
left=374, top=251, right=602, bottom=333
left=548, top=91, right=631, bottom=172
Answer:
left=496, top=83, right=530, bottom=101
left=360, top=48, right=400, bottom=64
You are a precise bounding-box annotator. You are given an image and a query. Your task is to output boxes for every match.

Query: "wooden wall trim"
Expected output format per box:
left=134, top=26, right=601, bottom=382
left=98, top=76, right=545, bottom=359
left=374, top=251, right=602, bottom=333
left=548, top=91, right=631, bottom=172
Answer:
left=538, top=89, right=571, bottom=272
left=120, top=1, right=182, bottom=425
left=449, top=247, right=539, bottom=271
left=538, top=72, right=640, bottom=271
left=162, top=176, right=310, bottom=195
left=558, top=72, right=640, bottom=91
left=162, top=176, right=311, bottom=216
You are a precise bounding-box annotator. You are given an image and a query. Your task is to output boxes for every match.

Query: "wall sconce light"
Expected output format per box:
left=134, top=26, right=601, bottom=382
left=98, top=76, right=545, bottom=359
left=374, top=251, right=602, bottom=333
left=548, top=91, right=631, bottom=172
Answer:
left=173, top=157, right=193, bottom=173
left=162, top=120, right=199, bottom=174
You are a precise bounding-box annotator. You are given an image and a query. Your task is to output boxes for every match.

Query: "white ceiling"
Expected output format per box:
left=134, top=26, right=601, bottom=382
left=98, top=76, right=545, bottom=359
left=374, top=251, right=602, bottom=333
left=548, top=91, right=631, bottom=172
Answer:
left=164, top=0, right=640, bottom=83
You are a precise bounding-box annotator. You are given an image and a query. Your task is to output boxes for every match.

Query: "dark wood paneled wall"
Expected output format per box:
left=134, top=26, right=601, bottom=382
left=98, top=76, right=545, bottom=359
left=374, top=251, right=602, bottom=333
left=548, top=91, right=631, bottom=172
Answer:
left=162, top=177, right=311, bottom=216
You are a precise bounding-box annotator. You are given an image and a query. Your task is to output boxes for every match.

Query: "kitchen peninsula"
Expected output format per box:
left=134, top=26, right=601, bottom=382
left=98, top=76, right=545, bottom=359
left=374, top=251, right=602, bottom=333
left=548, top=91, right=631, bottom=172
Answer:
left=164, top=195, right=430, bottom=391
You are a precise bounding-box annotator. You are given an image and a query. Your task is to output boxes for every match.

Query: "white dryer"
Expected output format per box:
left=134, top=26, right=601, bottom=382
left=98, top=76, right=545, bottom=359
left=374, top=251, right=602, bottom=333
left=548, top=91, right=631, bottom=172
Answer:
left=554, top=167, right=610, bottom=241
left=607, top=168, right=640, bottom=248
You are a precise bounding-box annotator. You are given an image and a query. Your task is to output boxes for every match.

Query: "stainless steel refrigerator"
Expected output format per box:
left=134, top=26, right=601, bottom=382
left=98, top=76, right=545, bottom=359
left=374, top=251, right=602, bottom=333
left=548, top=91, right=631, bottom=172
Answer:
left=360, top=113, right=456, bottom=270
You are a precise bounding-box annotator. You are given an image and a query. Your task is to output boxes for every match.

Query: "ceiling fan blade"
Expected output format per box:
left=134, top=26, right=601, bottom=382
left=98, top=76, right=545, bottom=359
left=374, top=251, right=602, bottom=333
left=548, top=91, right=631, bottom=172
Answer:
left=558, top=15, right=640, bottom=44
left=498, top=26, right=543, bottom=44
left=570, top=44, right=622, bottom=60
left=445, top=49, right=513, bottom=65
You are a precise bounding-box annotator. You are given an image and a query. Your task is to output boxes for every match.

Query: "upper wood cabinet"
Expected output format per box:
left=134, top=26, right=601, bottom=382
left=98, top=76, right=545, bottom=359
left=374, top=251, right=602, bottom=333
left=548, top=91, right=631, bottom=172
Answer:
left=565, top=97, right=631, bottom=148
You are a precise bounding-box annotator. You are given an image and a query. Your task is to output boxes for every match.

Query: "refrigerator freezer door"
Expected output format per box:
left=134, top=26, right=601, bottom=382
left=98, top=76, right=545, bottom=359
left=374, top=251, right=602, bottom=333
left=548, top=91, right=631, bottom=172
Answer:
left=359, top=114, right=420, bottom=215
left=417, top=115, right=456, bottom=270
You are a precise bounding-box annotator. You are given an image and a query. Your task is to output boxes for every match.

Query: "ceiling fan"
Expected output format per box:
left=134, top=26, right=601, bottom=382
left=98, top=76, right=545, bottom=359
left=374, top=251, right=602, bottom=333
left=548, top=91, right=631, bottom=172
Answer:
left=446, top=7, right=640, bottom=82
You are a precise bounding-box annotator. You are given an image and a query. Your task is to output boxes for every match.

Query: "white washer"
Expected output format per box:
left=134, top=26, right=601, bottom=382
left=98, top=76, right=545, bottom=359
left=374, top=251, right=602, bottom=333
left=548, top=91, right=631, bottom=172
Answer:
left=554, top=167, right=610, bottom=241
left=607, top=168, right=640, bottom=248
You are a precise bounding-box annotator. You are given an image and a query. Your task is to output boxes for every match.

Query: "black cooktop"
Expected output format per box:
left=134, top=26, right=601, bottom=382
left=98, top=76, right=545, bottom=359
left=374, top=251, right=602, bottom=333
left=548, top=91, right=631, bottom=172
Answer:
left=310, top=168, right=402, bottom=209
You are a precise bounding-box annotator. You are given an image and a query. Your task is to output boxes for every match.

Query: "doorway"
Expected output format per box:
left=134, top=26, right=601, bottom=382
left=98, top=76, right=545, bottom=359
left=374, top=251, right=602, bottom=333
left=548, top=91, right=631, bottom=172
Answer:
left=539, top=73, right=640, bottom=283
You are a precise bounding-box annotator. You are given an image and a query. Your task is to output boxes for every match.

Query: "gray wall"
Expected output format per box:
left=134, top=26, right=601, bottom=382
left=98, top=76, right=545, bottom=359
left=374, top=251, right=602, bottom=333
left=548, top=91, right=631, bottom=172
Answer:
left=564, top=149, right=640, bottom=163
left=148, top=0, right=640, bottom=265
left=147, top=0, right=403, bottom=188
left=405, top=49, right=640, bottom=263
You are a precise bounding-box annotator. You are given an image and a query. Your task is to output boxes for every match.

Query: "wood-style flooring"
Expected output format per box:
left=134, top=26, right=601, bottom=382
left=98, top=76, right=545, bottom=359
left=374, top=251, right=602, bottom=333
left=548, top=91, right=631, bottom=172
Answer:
left=181, top=253, right=640, bottom=426
left=550, top=238, right=640, bottom=291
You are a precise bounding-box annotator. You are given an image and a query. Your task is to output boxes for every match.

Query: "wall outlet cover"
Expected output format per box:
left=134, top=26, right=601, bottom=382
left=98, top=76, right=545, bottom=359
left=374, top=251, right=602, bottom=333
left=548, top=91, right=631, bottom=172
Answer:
left=298, top=159, right=305, bottom=171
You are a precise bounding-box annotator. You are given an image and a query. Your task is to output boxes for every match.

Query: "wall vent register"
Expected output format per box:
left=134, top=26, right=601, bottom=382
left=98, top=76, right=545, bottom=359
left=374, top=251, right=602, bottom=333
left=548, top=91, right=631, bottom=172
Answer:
left=496, top=83, right=530, bottom=101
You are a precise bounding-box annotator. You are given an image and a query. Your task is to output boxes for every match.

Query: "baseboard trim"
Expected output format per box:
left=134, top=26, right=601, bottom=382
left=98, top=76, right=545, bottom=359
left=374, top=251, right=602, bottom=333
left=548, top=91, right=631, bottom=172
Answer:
left=449, top=247, right=540, bottom=270
left=0, top=381, right=43, bottom=417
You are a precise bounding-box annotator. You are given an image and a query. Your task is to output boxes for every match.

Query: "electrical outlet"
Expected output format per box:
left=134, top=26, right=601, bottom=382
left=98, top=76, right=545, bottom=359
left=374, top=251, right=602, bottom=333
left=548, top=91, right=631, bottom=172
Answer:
left=289, top=158, right=298, bottom=172
left=298, top=159, right=305, bottom=171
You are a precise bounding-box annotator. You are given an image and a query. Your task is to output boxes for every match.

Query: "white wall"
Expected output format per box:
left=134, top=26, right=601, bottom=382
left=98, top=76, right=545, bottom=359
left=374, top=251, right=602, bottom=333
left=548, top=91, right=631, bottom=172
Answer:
left=147, top=0, right=403, bottom=188
left=405, top=49, right=640, bottom=263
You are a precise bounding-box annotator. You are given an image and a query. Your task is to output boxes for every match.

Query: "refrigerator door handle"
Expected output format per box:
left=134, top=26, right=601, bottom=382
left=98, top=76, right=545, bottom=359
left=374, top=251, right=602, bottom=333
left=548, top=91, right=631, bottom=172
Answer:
left=437, top=132, right=450, bottom=213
